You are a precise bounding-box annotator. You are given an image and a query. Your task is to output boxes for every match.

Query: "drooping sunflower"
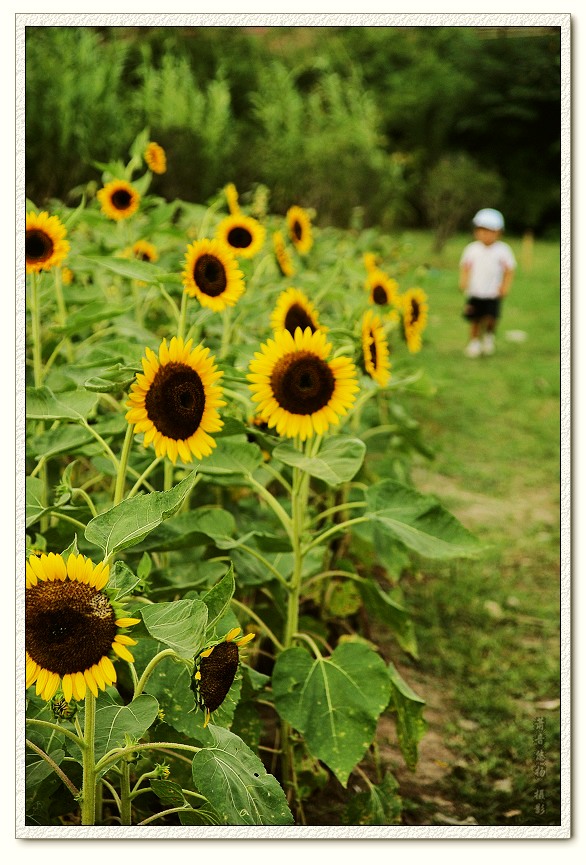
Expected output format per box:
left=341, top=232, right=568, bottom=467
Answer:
left=366, top=269, right=400, bottom=308
left=126, top=336, right=225, bottom=464
left=224, top=182, right=240, bottom=215
left=144, top=141, right=167, bottom=174
left=286, top=205, right=313, bottom=255
left=361, top=309, right=391, bottom=387
left=26, top=552, right=139, bottom=703
left=97, top=179, right=140, bottom=221
left=182, top=238, right=245, bottom=312
left=191, top=628, right=255, bottom=727
left=215, top=214, right=266, bottom=260
left=26, top=211, right=70, bottom=274
left=248, top=327, right=359, bottom=441
left=401, top=287, right=429, bottom=354
left=131, top=240, right=159, bottom=263
left=271, top=287, right=322, bottom=337
left=272, top=230, right=295, bottom=277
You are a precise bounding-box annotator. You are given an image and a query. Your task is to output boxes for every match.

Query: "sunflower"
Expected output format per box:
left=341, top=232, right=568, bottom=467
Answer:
left=286, top=205, right=313, bottom=255
left=272, top=230, right=295, bottom=277
left=361, top=310, right=391, bottom=387
left=248, top=327, right=359, bottom=441
left=191, top=628, right=255, bottom=727
left=363, top=252, right=379, bottom=273
left=25, top=552, right=139, bottom=703
left=126, top=335, right=225, bottom=464
left=224, top=182, right=240, bottom=215
left=144, top=141, right=167, bottom=174
left=215, top=214, right=266, bottom=260
left=97, top=179, right=140, bottom=221
left=182, top=238, right=245, bottom=312
left=131, top=240, right=159, bottom=263
left=26, top=211, right=70, bottom=274
left=401, top=287, right=429, bottom=354
left=271, top=287, right=323, bottom=337
left=366, top=269, right=400, bottom=308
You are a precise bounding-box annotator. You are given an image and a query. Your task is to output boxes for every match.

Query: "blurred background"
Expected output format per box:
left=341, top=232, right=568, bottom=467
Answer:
left=26, top=24, right=561, bottom=245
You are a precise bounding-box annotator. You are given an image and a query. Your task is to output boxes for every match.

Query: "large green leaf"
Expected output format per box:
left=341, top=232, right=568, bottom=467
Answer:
left=131, top=507, right=236, bottom=553
left=53, top=299, right=132, bottom=335
left=196, top=440, right=264, bottom=477
left=84, top=471, right=197, bottom=556
left=191, top=726, right=293, bottom=825
left=365, top=480, right=481, bottom=560
left=344, top=774, right=403, bottom=825
left=387, top=662, right=427, bottom=771
left=94, top=694, right=160, bottom=765
left=26, top=386, right=99, bottom=422
left=273, top=435, right=366, bottom=486
left=358, top=579, right=418, bottom=658
left=80, top=254, right=166, bottom=284
left=272, top=642, right=391, bottom=786
left=141, top=599, right=208, bottom=659
left=26, top=476, right=51, bottom=528
left=201, top=565, right=235, bottom=633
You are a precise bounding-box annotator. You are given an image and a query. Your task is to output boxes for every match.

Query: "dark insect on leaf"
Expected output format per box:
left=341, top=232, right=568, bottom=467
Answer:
left=197, top=641, right=239, bottom=712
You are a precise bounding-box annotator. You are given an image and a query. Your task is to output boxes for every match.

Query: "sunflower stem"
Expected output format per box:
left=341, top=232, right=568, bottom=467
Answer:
left=133, top=648, right=178, bottom=698
left=80, top=690, right=97, bottom=825
left=220, top=305, right=232, bottom=359
left=113, top=423, right=135, bottom=506
left=126, top=456, right=163, bottom=498
left=247, top=475, right=293, bottom=543
left=53, top=267, right=73, bottom=362
left=177, top=287, right=189, bottom=342
left=25, top=740, right=79, bottom=799
left=163, top=460, right=174, bottom=492
left=119, top=759, right=133, bottom=825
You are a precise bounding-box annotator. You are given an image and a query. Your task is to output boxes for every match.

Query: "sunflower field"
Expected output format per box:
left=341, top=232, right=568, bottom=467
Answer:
left=24, top=130, right=488, bottom=829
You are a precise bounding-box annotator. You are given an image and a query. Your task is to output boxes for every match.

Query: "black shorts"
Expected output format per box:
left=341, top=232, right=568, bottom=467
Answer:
left=462, top=296, right=502, bottom=322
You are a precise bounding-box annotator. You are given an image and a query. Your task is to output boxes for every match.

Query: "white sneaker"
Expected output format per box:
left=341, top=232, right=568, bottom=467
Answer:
left=465, top=339, right=482, bottom=358
left=482, top=334, right=495, bottom=355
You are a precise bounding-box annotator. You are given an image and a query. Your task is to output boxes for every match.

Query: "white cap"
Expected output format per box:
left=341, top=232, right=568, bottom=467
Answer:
left=472, top=208, right=504, bottom=231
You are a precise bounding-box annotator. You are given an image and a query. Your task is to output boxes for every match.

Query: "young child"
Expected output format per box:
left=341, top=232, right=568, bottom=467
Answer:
left=459, top=208, right=516, bottom=357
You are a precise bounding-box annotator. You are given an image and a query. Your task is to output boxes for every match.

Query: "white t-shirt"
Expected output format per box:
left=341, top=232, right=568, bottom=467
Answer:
left=460, top=240, right=516, bottom=299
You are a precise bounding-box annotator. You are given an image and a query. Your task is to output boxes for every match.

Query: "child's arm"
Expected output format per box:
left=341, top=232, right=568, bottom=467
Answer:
left=459, top=262, right=470, bottom=293
left=499, top=267, right=514, bottom=298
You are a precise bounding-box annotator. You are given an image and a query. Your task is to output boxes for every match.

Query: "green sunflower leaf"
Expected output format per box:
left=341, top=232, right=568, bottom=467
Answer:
left=365, top=479, right=482, bottom=560
left=344, top=773, right=403, bottom=825
left=387, top=661, right=427, bottom=771
left=26, top=386, right=99, bottom=422
left=273, top=435, right=366, bottom=486
left=201, top=564, right=235, bottom=633
left=358, top=578, right=418, bottom=658
left=272, top=642, right=391, bottom=787
left=191, top=726, right=294, bottom=825
left=140, top=599, right=208, bottom=659
left=80, top=254, right=166, bottom=284
left=94, top=693, right=160, bottom=766
left=196, top=440, right=264, bottom=478
left=26, top=476, right=52, bottom=528
left=131, top=507, right=236, bottom=553
left=84, top=471, right=198, bottom=556
left=149, top=779, right=187, bottom=809
left=52, top=299, right=132, bottom=335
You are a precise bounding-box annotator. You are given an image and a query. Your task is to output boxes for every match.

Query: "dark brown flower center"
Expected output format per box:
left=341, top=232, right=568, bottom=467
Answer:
left=411, top=299, right=420, bottom=323
left=283, top=303, right=316, bottom=336
left=26, top=229, right=54, bottom=264
left=111, top=188, right=132, bottom=211
left=372, top=285, right=388, bottom=305
left=145, top=361, right=206, bottom=440
left=196, top=641, right=239, bottom=712
left=193, top=254, right=228, bottom=297
left=227, top=226, right=253, bottom=249
left=292, top=220, right=303, bottom=241
left=270, top=351, right=335, bottom=415
left=368, top=331, right=378, bottom=369
left=26, top=581, right=117, bottom=676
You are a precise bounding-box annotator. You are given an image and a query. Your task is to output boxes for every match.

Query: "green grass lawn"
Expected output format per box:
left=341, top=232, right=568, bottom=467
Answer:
left=391, top=231, right=561, bottom=826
